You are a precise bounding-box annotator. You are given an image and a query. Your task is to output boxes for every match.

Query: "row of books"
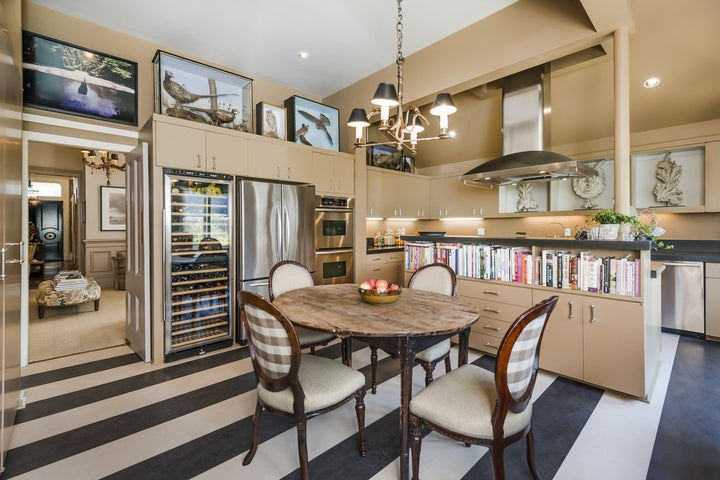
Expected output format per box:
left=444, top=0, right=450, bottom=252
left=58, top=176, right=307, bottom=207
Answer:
left=52, top=270, right=88, bottom=291
left=404, top=242, right=641, bottom=297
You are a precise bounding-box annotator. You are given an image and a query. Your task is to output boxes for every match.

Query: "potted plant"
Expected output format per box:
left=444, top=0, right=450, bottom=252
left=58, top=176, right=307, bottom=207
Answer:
left=588, top=209, right=635, bottom=240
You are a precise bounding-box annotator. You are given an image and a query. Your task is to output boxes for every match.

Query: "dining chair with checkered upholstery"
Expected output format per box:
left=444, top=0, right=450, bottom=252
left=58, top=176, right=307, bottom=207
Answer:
left=240, top=290, right=367, bottom=480
left=409, top=295, right=558, bottom=480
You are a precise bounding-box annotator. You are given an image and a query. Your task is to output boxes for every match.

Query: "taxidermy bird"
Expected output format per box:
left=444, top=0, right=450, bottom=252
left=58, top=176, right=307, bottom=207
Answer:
left=296, top=124, right=311, bottom=145
left=163, top=71, right=237, bottom=105
left=165, top=106, right=206, bottom=123
left=298, top=110, right=332, bottom=145
left=184, top=106, right=238, bottom=126
left=77, top=77, right=88, bottom=95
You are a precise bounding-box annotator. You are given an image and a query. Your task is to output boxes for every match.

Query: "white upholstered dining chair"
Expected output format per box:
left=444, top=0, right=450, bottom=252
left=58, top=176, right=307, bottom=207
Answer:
left=369, top=262, right=458, bottom=393
left=240, top=290, right=367, bottom=480
left=268, top=260, right=336, bottom=353
left=409, top=295, right=559, bottom=480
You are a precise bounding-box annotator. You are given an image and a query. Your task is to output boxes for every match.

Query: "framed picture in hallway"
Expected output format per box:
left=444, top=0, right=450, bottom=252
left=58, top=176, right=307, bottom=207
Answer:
left=100, top=186, right=126, bottom=231
left=21, top=31, right=138, bottom=126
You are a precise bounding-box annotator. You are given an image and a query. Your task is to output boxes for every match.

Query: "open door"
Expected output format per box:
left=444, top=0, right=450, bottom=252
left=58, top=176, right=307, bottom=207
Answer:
left=125, top=142, right=151, bottom=361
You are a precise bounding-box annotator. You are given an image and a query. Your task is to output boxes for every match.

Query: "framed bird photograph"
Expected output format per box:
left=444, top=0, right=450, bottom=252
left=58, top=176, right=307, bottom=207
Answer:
left=22, top=31, right=138, bottom=126
left=284, top=95, right=339, bottom=151
left=255, top=102, right=286, bottom=140
left=153, top=50, right=253, bottom=132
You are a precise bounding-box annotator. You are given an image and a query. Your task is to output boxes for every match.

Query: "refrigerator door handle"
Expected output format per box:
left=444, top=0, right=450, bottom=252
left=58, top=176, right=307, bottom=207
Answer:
left=283, top=205, right=290, bottom=259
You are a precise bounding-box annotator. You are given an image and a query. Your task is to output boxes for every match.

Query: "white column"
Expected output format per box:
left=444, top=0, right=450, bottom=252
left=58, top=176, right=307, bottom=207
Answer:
left=614, top=26, right=631, bottom=215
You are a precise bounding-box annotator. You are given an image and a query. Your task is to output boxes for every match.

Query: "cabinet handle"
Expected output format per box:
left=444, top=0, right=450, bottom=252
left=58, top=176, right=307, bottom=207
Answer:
left=484, top=342, right=499, bottom=350
left=212, top=155, right=217, bottom=170
left=483, top=307, right=500, bottom=314
left=482, top=289, right=500, bottom=296
left=568, top=301, right=575, bottom=319
left=369, top=207, right=373, bottom=215
left=276, top=166, right=280, bottom=177
left=590, top=304, right=597, bottom=323
left=1, top=242, right=25, bottom=280
left=483, top=324, right=501, bottom=332
left=287, top=166, right=291, bottom=178
left=196, top=154, right=202, bottom=169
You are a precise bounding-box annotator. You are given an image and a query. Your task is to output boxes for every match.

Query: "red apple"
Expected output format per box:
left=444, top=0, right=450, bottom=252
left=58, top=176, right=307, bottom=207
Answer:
left=375, top=279, right=389, bottom=292
left=388, top=283, right=400, bottom=291
left=359, top=280, right=372, bottom=290
left=367, top=278, right=377, bottom=289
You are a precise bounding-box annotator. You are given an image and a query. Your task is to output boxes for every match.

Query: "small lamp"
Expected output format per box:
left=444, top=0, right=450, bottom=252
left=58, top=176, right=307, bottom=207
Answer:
left=371, top=82, right=399, bottom=128
left=430, top=93, right=457, bottom=135
left=403, top=111, right=425, bottom=147
left=347, top=108, right=371, bottom=146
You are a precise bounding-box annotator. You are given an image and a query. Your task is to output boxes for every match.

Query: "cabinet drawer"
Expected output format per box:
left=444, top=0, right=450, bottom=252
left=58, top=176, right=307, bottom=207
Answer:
left=366, top=254, right=384, bottom=265
left=385, top=252, right=404, bottom=263
left=469, top=331, right=502, bottom=355
left=459, top=280, right=532, bottom=307
left=706, top=262, right=720, bottom=278
left=471, top=317, right=510, bottom=339
left=465, top=297, right=529, bottom=323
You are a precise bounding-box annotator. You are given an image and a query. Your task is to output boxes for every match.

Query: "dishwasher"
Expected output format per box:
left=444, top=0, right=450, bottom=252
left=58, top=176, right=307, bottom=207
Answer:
left=661, top=261, right=705, bottom=338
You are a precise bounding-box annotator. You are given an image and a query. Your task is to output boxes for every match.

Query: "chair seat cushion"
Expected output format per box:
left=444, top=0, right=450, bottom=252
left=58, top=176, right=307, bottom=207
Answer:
left=410, top=364, right=531, bottom=439
left=415, top=338, right=451, bottom=363
left=295, top=325, right=335, bottom=347
left=258, top=354, right=365, bottom=413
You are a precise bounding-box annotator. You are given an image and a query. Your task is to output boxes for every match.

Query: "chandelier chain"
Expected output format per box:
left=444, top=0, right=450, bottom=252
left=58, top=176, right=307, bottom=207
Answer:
left=396, top=0, right=404, bottom=105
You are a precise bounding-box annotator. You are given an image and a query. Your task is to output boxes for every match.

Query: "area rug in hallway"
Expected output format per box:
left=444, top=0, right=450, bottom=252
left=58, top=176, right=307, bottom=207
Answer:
left=28, top=287, right=126, bottom=362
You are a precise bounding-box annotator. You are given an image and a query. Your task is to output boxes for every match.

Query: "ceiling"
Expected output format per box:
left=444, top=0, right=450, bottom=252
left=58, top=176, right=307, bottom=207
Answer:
left=28, top=0, right=518, bottom=99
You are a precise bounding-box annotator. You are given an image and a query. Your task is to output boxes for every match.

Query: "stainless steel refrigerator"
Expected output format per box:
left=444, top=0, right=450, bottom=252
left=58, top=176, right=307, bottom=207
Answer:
left=237, top=179, right=315, bottom=340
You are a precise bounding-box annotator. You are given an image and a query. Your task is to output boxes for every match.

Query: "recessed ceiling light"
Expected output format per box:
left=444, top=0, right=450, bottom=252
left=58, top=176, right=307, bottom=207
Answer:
left=298, top=51, right=309, bottom=59
left=643, top=77, right=661, bottom=88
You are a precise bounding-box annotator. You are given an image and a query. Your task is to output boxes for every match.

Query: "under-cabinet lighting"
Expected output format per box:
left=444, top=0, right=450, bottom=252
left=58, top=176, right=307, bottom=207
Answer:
left=366, top=217, right=384, bottom=221
left=439, top=217, right=484, bottom=221
left=386, top=217, right=418, bottom=222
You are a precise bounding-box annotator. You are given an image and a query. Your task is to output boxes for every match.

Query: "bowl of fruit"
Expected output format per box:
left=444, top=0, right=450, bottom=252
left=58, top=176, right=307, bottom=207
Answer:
left=358, top=278, right=402, bottom=304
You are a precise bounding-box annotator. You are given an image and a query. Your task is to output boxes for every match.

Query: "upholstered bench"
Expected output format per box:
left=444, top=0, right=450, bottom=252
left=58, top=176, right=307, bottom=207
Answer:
left=36, top=277, right=101, bottom=319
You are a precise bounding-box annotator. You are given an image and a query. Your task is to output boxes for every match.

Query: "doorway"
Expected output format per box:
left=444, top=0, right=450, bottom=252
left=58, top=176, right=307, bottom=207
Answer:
left=26, top=142, right=127, bottom=363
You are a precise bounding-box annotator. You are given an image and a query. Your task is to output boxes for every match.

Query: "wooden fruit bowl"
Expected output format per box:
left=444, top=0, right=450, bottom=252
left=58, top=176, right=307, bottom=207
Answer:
left=358, top=287, right=402, bottom=304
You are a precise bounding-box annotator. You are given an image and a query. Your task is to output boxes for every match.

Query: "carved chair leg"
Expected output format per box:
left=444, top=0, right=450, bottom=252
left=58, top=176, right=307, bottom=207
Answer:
left=526, top=428, right=542, bottom=480
left=297, top=419, right=310, bottom=480
left=444, top=355, right=451, bottom=373
left=490, top=443, right=506, bottom=480
left=355, top=387, right=367, bottom=456
left=242, top=401, right=263, bottom=465
left=370, top=346, right=379, bottom=394
left=310, top=346, right=316, bottom=354
left=410, top=414, right=422, bottom=480
left=422, top=360, right=436, bottom=386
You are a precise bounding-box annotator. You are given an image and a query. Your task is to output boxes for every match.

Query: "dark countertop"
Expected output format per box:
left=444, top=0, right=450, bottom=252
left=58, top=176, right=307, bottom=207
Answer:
left=367, top=245, right=404, bottom=254
left=649, top=240, right=720, bottom=263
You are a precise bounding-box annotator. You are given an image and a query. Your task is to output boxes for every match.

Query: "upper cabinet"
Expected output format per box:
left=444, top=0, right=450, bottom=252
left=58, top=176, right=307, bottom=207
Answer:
left=247, top=138, right=313, bottom=183
left=366, top=167, right=428, bottom=218
left=313, top=151, right=354, bottom=196
left=154, top=116, right=248, bottom=176
left=429, top=175, right=497, bottom=218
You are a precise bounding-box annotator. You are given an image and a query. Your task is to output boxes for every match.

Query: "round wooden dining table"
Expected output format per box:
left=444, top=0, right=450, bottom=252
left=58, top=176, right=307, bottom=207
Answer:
left=273, top=283, right=480, bottom=480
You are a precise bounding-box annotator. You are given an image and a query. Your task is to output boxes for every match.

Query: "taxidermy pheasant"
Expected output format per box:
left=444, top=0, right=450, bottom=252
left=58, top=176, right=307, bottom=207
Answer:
left=184, top=106, right=238, bottom=126
left=298, top=110, right=332, bottom=145
left=163, top=71, right=237, bottom=105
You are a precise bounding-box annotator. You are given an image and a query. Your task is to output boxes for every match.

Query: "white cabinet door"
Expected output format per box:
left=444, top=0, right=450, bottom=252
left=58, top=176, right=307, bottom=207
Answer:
left=207, top=131, right=247, bottom=176
left=534, top=290, right=584, bottom=380
left=155, top=121, right=206, bottom=170
left=313, top=152, right=354, bottom=195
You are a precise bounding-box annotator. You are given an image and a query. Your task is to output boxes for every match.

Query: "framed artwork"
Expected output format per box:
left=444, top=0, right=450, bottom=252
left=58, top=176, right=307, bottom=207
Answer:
left=100, top=186, right=126, bottom=231
left=153, top=50, right=253, bottom=132
left=21, top=31, right=138, bottom=126
left=284, top=95, right=339, bottom=151
left=255, top=102, right=286, bottom=140
left=367, top=144, right=403, bottom=170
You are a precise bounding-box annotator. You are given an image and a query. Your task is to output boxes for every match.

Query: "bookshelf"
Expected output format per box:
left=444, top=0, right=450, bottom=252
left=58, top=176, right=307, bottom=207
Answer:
left=402, top=235, right=661, bottom=399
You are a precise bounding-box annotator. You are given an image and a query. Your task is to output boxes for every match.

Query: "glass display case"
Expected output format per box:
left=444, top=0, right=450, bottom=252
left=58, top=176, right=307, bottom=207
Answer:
left=164, top=168, right=234, bottom=358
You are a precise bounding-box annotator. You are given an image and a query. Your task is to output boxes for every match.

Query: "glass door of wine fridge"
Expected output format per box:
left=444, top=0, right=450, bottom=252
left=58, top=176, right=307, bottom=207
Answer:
left=164, top=169, right=234, bottom=357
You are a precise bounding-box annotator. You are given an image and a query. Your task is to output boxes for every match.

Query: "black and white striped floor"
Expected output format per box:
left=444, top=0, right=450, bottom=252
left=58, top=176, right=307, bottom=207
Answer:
left=3, top=333, right=718, bottom=479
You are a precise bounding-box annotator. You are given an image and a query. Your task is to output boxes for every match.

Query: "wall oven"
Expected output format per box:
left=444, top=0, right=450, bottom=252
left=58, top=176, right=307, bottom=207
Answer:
left=313, top=196, right=354, bottom=284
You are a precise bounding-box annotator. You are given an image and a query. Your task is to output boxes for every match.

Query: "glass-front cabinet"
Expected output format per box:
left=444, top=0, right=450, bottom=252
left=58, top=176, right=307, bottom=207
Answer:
left=163, top=168, right=234, bottom=358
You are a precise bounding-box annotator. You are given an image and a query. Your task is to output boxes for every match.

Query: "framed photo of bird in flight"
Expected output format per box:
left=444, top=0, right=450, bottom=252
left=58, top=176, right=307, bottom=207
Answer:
left=284, top=95, right=339, bottom=151
left=153, top=50, right=253, bottom=132
left=22, top=31, right=138, bottom=126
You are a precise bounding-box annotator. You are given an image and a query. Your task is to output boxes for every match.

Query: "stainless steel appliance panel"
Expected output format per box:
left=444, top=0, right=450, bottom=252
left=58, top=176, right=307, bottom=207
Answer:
left=238, top=180, right=283, bottom=281
left=661, top=261, right=705, bottom=335
left=314, top=196, right=354, bottom=250
left=282, top=184, right=316, bottom=269
left=313, top=248, right=354, bottom=285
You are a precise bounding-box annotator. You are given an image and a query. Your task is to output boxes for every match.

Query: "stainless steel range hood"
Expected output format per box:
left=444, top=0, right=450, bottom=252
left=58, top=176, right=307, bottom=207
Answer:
left=460, top=66, right=597, bottom=187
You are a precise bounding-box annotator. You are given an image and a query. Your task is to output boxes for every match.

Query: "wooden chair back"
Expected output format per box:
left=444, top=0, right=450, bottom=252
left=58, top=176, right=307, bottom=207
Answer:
left=408, top=263, right=458, bottom=297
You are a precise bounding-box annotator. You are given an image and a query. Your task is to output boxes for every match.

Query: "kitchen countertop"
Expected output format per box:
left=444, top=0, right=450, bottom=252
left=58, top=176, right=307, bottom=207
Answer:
left=649, top=240, right=720, bottom=263
left=367, top=245, right=404, bottom=254
left=401, top=235, right=653, bottom=251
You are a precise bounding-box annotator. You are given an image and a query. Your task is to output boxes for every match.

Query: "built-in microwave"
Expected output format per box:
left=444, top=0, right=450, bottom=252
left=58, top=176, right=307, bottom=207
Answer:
left=314, top=196, right=354, bottom=250
left=313, top=248, right=354, bottom=285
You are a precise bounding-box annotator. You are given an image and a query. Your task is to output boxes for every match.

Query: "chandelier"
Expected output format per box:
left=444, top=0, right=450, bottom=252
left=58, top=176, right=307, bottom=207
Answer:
left=347, top=0, right=457, bottom=154
left=81, top=149, right=126, bottom=185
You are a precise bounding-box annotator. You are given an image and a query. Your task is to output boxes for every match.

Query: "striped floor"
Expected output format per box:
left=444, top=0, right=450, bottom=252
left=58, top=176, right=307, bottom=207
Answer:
left=3, top=333, right=719, bottom=479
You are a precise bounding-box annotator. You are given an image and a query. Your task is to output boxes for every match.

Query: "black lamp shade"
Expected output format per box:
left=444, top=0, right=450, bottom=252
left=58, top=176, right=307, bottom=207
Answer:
left=371, top=82, right=399, bottom=106
left=347, top=108, right=370, bottom=127
left=430, top=93, right=457, bottom=116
